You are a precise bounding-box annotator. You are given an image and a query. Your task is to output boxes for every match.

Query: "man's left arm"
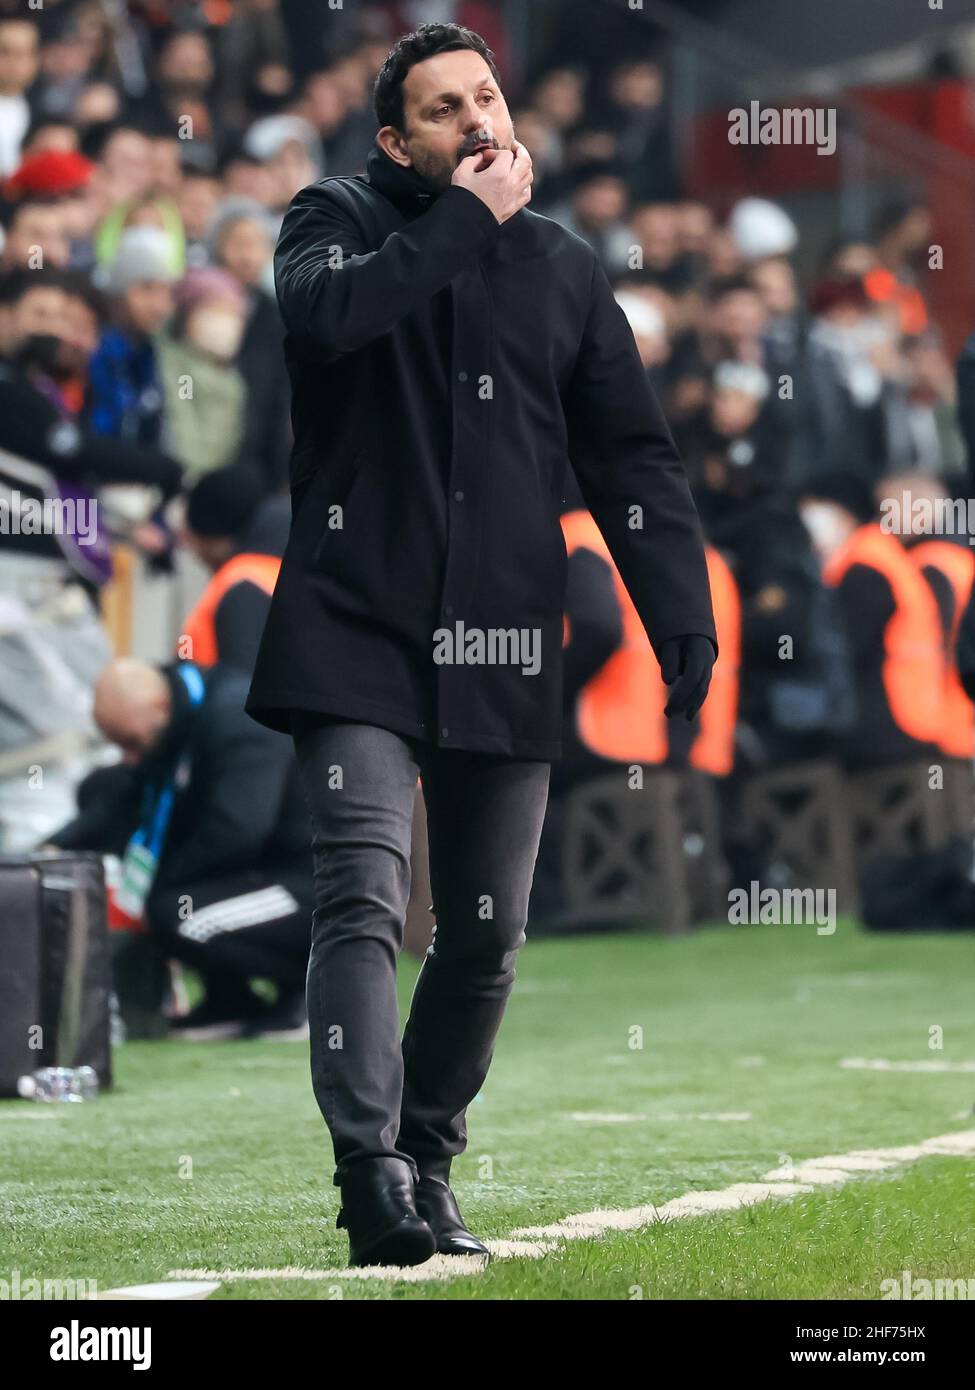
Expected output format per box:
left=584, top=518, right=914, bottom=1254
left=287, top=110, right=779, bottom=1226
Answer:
left=563, top=256, right=718, bottom=716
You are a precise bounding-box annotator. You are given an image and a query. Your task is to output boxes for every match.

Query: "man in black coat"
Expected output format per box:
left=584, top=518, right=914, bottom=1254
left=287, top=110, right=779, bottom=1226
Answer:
left=245, top=23, right=717, bottom=1268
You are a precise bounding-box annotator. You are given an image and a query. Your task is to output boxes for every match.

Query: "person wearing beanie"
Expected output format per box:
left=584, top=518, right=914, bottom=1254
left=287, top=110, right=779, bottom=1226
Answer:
left=727, top=197, right=798, bottom=264
left=3, top=147, right=93, bottom=200
left=179, top=464, right=291, bottom=676
left=86, top=226, right=177, bottom=448
left=154, top=265, right=250, bottom=483
left=2, top=146, right=101, bottom=273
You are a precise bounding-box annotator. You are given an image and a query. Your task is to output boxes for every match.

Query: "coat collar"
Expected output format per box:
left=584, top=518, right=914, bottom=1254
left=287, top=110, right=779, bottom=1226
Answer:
left=362, top=141, right=531, bottom=251
left=364, top=142, right=441, bottom=218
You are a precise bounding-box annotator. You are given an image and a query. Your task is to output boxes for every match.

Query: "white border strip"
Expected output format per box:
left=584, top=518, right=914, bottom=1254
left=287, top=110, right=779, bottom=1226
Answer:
left=166, top=1128, right=975, bottom=1283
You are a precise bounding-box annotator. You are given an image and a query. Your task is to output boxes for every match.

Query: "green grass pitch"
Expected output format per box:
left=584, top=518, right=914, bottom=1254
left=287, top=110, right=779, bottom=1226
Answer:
left=2, top=920, right=974, bottom=1300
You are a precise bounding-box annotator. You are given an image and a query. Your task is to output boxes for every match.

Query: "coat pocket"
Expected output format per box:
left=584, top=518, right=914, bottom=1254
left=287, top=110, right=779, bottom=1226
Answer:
left=311, top=447, right=365, bottom=571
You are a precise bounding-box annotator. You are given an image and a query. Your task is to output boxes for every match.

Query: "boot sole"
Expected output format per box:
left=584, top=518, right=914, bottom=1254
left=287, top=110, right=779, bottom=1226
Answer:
left=350, top=1218, right=437, bottom=1268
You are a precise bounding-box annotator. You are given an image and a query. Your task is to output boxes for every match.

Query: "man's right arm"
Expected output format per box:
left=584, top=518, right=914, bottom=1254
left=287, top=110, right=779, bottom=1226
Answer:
left=273, top=180, right=502, bottom=358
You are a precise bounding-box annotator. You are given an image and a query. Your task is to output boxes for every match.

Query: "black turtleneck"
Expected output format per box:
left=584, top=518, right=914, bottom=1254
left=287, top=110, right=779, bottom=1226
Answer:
left=362, top=143, right=446, bottom=221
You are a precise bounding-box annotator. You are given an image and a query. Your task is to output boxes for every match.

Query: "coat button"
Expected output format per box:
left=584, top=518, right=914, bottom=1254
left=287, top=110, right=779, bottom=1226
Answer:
left=457, top=371, right=467, bottom=382
left=441, top=727, right=449, bottom=738
left=453, top=490, right=464, bottom=502
left=443, top=603, right=453, bottom=617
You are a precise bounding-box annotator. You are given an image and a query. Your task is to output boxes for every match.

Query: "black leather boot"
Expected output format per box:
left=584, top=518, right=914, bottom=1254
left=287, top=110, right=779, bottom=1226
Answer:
left=335, top=1157, right=436, bottom=1267
left=414, top=1175, right=490, bottom=1258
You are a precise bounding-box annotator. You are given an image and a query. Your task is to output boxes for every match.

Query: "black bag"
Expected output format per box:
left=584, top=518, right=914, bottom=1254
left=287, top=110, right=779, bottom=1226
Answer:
left=860, top=839, right=975, bottom=931
left=0, top=851, right=112, bottom=1097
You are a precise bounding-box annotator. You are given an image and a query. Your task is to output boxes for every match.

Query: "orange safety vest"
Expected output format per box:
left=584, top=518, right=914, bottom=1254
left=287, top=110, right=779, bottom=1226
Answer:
left=863, top=268, right=928, bottom=336
left=560, top=510, right=740, bottom=775
left=180, top=552, right=281, bottom=669
left=823, top=523, right=943, bottom=745
left=911, top=539, right=975, bottom=758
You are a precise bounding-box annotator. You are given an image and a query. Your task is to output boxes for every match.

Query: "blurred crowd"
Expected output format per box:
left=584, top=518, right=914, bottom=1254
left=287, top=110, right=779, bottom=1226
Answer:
left=1, top=0, right=973, bottom=1035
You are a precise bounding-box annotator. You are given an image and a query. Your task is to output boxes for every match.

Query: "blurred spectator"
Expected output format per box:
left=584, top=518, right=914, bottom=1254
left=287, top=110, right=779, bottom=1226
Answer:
left=810, top=476, right=943, bottom=770
left=0, top=266, right=181, bottom=595
left=546, top=157, right=635, bottom=278
left=791, top=275, right=912, bottom=489
left=180, top=464, right=289, bottom=673
left=0, top=16, right=39, bottom=177
left=88, top=225, right=175, bottom=446
left=46, top=656, right=313, bottom=1041
left=901, top=332, right=966, bottom=478
left=155, top=265, right=249, bottom=483
left=1, top=197, right=73, bottom=269
left=207, top=196, right=291, bottom=489
left=591, top=58, right=679, bottom=204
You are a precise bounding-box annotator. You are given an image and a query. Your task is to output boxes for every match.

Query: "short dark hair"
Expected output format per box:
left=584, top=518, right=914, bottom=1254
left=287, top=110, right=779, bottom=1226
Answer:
left=0, top=267, right=62, bottom=307
left=706, top=274, right=760, bottom=305
left=373, top=23, right=501, bottom=134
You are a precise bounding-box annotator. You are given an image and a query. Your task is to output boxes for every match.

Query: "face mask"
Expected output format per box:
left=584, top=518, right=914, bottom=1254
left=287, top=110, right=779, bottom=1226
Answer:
left=16, top=333, right=72, bottom=379
left=188, top=308, right=243, bottom=361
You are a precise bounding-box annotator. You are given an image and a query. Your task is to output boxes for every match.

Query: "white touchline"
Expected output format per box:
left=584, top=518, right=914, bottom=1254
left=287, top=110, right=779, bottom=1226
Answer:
left=164, top=1127, right=975, bottom=1284
left=841, top=1058, right=975, bottom=1073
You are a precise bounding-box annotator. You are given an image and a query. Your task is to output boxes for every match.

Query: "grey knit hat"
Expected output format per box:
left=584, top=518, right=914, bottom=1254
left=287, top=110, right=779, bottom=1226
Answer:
left=95, top=227, right=179, bottom=295
left=205, top=197, right=277, bottom=259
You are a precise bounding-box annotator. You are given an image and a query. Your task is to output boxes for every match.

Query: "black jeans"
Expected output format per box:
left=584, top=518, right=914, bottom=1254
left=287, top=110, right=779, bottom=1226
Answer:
left=290, top=712, right=551, bottom=1187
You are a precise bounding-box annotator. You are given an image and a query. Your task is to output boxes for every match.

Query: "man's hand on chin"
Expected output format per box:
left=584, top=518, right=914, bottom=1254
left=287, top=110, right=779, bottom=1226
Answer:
left=659, top=635, right=717, bottom=721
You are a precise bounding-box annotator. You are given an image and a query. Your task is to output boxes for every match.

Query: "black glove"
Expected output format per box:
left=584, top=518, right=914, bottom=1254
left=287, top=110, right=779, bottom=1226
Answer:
left=659, top=634, right=716, bottom=721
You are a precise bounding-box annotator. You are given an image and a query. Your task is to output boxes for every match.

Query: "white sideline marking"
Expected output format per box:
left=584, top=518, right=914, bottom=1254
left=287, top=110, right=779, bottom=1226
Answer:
left=513, top=1183, right=815, bottom=1239
left=168, top=1258, right=488, bottom=1283
left=164, top=1128, right=975, bottom=1285
left=513, top=1129, right=975, bottom=1238
left=93, top=1281, right=220, bottom=1300
left=841, top=1058, right=975, bottom=1073
left=568, top=1112, right=645, bottom=1123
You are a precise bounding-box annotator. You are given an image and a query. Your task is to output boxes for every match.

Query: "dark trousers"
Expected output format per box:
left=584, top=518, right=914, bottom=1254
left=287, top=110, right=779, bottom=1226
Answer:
left=290, top=712, right=551, bottom=1187
left=147, top=864, right=313, bottom=1001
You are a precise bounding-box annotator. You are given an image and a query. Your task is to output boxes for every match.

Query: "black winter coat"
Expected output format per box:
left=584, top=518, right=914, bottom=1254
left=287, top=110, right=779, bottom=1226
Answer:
left=245, top=144, right=716, bottom=759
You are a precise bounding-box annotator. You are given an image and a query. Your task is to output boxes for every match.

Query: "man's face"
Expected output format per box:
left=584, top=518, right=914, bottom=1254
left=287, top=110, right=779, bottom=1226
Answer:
left=0, top=22, right=39, bottom=97
left=2, top=206, right=71, bottom=270
left=220, top=217, right=272, bottom=288
left=383, top=49, right=514, bottom=191
left=122, top=280, right=174, bottom=337
left=10, top=285, right=68, bottom=349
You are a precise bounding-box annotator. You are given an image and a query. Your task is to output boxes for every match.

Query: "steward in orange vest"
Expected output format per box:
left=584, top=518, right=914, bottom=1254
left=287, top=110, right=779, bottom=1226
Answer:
left=559, top=509, right=740, bottom=777
left=911, top=538, right=975, bottom=758
left=823, top=522, right=944, bottom=767
left=180, top=466, right=289, bottom=675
